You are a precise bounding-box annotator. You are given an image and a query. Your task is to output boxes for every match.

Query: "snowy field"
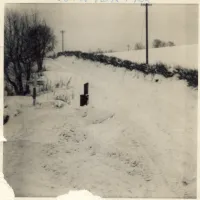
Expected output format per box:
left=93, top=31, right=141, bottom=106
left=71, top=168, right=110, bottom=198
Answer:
left=3, top=47, right=197, bottom=198
left=105, top=44, right=198, bottom=69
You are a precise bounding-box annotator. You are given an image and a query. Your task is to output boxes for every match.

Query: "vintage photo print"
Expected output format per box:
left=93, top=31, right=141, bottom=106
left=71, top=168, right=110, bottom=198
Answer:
left=3, top=3, right=198, bottom=198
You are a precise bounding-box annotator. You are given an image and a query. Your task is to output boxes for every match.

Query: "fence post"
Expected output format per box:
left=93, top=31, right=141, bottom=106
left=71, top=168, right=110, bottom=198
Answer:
left=33, top=73, right=37, bottom=106
left=84, top=83, right=89, bottom=95
left=80, top=82, right=89, bottom=106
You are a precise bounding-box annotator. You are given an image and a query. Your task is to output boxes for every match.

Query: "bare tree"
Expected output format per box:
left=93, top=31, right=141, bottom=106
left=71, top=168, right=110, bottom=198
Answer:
left=4, top=10, right=33, bottom=95
left=4, top=9, right=56, bottom=95
left=27, top=19, right=56, bottom=71
left=97, top=48, right=103, bottom=54
left=134, top=42, right=145, bottom=50
left=152, top=39, right=175, bottom=48
left=167, top=41, right=175, bottom=47
left=152, top=39, right=166, bottom=48
left=107, top=49, right=113, bottom=53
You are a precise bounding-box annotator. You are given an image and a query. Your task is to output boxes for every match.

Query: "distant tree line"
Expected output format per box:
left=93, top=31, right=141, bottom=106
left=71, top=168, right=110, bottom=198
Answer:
left=92, top=49, right=115, bottom=54
left=4, top=9, right=56, bottom=95
left=152, top=39, right=175, bottom=48
left=134, top=39, right=175, bottom=50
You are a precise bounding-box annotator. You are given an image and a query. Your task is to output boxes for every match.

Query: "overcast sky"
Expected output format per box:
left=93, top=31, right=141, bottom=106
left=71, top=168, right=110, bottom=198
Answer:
left=5, top=3, right=198, bottom=53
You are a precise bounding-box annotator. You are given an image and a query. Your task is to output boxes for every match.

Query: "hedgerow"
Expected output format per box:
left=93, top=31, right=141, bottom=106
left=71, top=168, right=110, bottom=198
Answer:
left=54, top=51, right=198, bottom=88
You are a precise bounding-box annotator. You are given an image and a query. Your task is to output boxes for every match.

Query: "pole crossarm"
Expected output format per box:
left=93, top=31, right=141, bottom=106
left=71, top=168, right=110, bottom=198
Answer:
left=141, top=3, right=152, bottom=6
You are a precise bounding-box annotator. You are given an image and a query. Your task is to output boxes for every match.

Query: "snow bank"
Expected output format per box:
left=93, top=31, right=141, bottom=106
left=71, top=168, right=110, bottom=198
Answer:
left=4, top=96, right=31, bottom=120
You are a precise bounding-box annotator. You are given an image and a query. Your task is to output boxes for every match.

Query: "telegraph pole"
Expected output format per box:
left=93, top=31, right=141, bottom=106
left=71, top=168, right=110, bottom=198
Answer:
left=60, top=30, right=65, bottom=52
left=142, top=3, right=152, bottom=65
left=145, top=4, right=149, bottom=65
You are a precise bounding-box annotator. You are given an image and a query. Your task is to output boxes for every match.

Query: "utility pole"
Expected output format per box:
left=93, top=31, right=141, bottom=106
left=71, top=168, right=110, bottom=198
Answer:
left=60, top=30, right=65, bottom=52
left=141, top=3, right=152, bottom=65
left=145, top=4, right=149, bottom=65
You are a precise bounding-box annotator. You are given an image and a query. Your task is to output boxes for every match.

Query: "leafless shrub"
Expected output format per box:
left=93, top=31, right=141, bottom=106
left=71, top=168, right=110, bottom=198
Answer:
left=134, top=42, right=145, bottom=50
left=4, top=9, right=56, bottom=95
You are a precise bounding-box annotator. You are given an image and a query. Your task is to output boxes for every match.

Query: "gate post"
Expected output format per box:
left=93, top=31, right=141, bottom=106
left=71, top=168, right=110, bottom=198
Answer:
left=80, top=82, right=89, bottom=106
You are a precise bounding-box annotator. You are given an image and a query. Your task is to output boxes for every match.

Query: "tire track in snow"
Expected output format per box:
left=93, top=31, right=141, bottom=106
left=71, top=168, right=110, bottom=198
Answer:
left=105, top=115, right=177, bottom=197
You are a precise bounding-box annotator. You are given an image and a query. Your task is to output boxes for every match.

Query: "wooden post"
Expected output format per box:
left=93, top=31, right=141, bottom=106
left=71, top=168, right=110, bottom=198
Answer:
left=80, top=95, right=85, bottom=107
left=33, top=73, right=37, bottom=106
left=80, top=82, right=89, bottom=106
left=84, top=83, right=89, bottom=95
left=84, top=82, right=89, bottom=105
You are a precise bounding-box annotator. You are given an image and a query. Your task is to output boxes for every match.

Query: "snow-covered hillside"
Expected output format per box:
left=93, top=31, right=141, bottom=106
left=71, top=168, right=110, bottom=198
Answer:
left=105, top=44, right=198, bottom=69
left=3, top=55, right=197, bottom=198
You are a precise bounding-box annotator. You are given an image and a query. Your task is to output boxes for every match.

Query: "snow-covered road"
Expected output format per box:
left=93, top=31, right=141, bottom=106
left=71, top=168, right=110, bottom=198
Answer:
left=4, top=56, right=197, bottom=198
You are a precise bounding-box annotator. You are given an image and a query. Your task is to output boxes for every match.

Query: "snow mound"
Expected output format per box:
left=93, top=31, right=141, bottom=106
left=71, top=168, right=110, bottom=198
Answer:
left=4, top=96, right=29, bottom=119
left=53, top=88, right=74, bottom=105
left=53, top=100, right=65, bottom=109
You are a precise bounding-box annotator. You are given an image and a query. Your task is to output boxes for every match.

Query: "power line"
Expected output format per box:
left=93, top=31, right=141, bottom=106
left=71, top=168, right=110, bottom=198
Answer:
left=140, top=14, right=145, bottom=45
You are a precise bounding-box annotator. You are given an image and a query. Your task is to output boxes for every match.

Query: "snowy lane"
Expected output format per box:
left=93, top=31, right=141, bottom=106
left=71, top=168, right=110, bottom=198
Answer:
left=44, top=57, right=197, bottom=197
left=4, top=56, right=197, bottom=197
left=4, top=104, right=176, bottom=197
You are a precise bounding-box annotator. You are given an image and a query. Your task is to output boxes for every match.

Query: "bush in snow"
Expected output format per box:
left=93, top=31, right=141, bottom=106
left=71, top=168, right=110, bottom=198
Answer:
left=54, top=78, right=72, bottom=89
left=53, top=88, right=74, bottom=105
left=174, top=66, right=198, bottom=88
left=38, top=77, right=73, bottom=98
left=39, top=80, right=54, bottom=93
left=53, top=100, right=65, bottom=108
